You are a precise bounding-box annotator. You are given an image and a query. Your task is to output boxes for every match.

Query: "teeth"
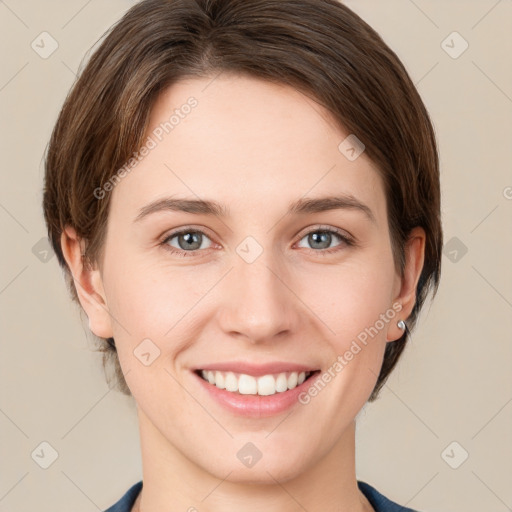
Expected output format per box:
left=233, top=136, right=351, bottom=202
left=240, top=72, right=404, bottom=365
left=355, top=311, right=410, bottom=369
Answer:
left=214, top=371, right=225, bottom=389
left=199, top=370, right=312, bottom=396
left=275, top=373, right=288, bottom=392
left=287, top=372, right=298, bottom=389
left=225, top=372, right=238, bottom=392
left=257, top=375, right=276, bottom=396
left=239, top=374, right=258, bottom=394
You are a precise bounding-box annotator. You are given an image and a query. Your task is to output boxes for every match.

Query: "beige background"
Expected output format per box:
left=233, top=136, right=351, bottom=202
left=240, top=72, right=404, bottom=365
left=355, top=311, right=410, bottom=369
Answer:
left=1, top=1, right=511, bottom=511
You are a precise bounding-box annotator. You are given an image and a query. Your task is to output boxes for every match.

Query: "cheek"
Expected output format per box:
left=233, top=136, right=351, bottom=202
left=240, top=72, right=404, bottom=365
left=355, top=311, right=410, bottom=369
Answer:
left=303, top=251, right=396, bottom=345
left=101, top=256, right=221, bottom=390
left=104, top=238, right=397, bottom=352
left=300, top=249, right=396, bottom=403
left=103, top=253, right=208, bottom=336
left=103, top=227, right=397, bottom=352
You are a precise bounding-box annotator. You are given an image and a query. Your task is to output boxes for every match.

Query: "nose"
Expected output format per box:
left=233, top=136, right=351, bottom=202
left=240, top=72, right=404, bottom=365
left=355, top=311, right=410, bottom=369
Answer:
left=216, top=248, right=302, bottom=344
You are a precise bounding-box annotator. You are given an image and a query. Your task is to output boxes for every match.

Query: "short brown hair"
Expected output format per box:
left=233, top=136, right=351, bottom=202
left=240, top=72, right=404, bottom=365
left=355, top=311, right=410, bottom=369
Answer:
left=43, top=0, right=442, bottom=401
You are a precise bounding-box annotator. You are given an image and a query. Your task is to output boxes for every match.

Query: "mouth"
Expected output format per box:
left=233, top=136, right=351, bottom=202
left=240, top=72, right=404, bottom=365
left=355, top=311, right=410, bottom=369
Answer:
left=194, top=369, right=320, bottom=396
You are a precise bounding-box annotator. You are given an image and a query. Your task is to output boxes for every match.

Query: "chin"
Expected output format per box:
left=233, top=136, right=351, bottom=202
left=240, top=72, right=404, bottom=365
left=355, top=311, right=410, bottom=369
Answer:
left=222, top=462, right=306, bottom=485
left=200, top=444, right=312, bottom=485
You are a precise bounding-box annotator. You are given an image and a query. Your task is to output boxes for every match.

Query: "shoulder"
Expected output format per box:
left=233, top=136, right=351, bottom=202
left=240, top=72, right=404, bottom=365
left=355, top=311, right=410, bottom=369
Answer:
left=104, top=480, right=143, bottom=512
left=357, top=480, right=421, bottom=512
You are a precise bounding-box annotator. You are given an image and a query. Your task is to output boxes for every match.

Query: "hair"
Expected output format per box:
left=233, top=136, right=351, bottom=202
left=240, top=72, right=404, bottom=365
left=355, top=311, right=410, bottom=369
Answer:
left=43, top=0, right=442, bottom=401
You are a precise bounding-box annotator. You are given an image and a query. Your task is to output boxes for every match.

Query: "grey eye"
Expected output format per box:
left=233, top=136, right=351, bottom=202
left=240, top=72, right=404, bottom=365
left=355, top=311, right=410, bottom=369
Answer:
left=166, top=231, right=212, bottom=251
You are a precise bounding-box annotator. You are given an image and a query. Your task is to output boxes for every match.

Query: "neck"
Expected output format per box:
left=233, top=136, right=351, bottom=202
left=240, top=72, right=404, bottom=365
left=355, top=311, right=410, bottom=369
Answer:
left=134, top=408, right=372, bottom=512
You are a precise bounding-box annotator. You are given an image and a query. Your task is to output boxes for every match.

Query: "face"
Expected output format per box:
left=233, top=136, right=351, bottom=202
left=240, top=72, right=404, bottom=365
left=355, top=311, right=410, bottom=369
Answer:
left=74, top=74, right=420, bottom=483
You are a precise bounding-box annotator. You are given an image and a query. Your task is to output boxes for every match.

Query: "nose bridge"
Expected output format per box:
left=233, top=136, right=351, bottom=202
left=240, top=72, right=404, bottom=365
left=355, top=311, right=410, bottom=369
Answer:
left=218, top=242, right=298, bottom=342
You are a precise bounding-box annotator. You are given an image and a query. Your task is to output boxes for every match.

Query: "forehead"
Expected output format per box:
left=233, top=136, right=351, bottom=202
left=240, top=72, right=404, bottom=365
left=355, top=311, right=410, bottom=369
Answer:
left=110, top=74, right=386, bottom=222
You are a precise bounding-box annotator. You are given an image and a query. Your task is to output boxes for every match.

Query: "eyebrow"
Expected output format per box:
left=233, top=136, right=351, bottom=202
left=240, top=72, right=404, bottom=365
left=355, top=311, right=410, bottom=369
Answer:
left=134, top=194, right=376, bottom=225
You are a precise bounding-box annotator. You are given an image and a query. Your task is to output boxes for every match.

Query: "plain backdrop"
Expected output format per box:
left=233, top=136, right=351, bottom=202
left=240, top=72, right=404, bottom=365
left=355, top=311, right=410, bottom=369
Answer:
left=0, top=1, right=511, bottom=511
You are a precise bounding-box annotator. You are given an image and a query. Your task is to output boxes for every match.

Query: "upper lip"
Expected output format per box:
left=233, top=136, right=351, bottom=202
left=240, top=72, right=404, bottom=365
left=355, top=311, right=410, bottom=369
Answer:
left=194, top=362, right=319, bottom=376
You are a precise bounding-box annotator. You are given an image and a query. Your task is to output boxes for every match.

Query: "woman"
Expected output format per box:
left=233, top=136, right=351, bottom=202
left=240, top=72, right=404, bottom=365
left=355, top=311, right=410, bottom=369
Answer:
left=43, top=0, right=442, bottom=510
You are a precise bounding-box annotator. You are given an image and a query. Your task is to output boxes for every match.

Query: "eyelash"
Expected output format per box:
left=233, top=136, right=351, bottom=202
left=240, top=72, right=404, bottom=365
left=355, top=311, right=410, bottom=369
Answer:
left=160, top=225, right=355, bottom=258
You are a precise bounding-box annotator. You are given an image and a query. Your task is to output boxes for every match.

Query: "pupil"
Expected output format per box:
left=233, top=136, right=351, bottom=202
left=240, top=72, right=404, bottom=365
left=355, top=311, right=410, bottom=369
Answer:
left=310, top=232, right=330, bottom=249
left=180, top=232, right=201, bottom=250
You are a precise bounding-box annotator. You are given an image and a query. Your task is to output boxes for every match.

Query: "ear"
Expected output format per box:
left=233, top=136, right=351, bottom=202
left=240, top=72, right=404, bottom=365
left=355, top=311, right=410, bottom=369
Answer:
left=60, top=226, right=114, bottom=339
left=387, top=226, right=426, bottom=342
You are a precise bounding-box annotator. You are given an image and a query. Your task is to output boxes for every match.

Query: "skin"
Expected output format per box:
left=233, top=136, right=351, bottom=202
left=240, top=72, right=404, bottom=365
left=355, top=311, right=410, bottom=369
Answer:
left=61, top=73, right=425, bottom=512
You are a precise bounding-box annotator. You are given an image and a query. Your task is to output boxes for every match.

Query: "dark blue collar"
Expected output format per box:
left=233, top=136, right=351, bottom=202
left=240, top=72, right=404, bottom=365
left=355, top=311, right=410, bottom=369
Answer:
left=105, top=480, right=420, bottom=511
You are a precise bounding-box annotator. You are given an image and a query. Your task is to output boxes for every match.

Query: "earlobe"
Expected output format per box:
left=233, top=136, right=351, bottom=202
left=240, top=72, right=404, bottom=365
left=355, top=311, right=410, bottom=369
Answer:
left=387, top=227, right=426, bottom=342
left=60, top=226, right=114, bottom=339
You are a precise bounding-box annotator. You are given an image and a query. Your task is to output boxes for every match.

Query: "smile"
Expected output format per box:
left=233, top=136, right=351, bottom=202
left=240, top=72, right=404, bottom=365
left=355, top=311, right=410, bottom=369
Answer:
left=192, top=361, right=322, bottom=417
left=196, top=369, right=318, bottom=396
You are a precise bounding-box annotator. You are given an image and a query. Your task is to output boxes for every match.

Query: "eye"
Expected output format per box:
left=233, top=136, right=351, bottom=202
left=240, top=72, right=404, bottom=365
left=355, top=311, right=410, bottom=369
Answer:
left=160, top=226, right=354, bottom=258
left=161, top=228, right=213, bottom=257
left=295, top=227, right=354, bottom=254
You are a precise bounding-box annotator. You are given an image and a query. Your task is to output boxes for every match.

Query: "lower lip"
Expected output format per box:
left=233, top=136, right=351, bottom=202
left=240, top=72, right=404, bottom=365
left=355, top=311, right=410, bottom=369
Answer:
left=193, top=371, right=321, bottom=418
